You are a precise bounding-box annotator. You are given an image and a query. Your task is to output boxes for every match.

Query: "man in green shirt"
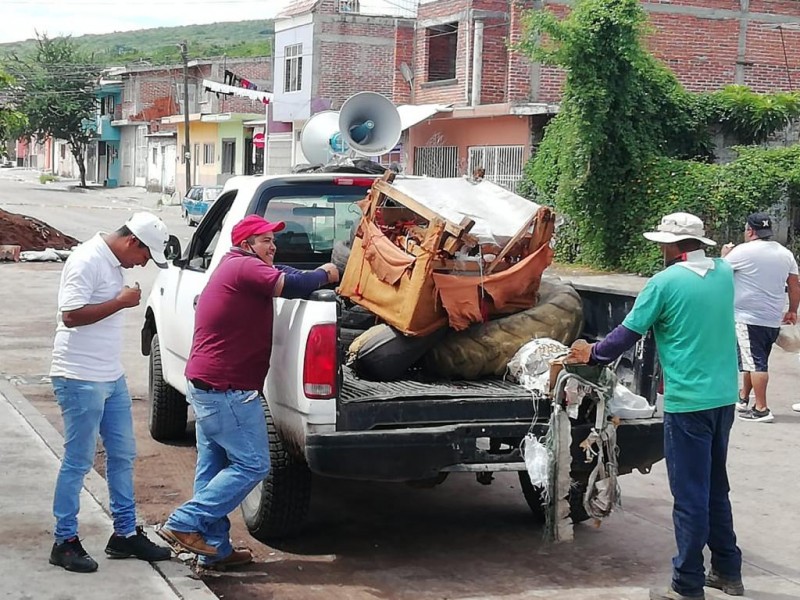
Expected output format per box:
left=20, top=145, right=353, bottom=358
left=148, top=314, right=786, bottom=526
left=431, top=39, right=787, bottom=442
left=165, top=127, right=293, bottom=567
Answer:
left=568, top=213, right=743, bottom=600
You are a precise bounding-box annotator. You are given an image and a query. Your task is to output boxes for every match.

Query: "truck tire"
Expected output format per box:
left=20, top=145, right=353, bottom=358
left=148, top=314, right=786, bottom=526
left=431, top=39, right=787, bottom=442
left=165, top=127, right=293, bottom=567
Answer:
left=425, top=280, right=583, bottom=380
left=241, top=396, right=312, bottom=542
left=517, top=472, right=590, bottom=524
left=148, top=334, right=188, bottom=441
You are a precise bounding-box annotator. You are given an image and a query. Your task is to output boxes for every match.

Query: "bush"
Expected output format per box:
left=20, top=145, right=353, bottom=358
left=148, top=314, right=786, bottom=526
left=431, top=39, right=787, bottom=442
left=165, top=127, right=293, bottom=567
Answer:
left=516, top=0, right=800, bottom=275
left=39, top=173, right=59, bottom=184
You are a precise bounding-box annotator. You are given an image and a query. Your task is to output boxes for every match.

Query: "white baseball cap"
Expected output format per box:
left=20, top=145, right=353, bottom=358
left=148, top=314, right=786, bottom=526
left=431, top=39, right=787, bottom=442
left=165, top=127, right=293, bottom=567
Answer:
left=126, top=212, right=170, bottom=267
left=643, top=212, right=716, bottom=246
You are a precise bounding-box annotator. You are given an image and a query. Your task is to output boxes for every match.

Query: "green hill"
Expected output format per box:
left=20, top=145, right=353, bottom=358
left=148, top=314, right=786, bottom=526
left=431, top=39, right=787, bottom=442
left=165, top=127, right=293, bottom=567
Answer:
left=0, top=20, right=274, bottom=67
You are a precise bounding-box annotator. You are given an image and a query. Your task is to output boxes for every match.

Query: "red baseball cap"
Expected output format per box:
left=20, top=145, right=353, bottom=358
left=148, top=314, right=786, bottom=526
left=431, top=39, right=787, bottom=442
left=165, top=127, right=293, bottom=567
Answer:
left=231, top=215, right=286, bottom=246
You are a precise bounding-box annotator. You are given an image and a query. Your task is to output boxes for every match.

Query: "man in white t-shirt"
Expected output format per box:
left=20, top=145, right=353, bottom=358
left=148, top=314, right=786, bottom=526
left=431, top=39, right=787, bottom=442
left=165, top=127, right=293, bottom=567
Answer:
left=722, top=212, right=800, bottom=423
left=49, top=213, right=173, bottom=573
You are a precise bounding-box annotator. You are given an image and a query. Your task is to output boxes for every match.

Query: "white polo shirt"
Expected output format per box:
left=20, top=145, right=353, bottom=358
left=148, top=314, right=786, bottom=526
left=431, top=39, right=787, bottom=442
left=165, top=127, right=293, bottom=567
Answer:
left=725, top=239, right=799, bottom=327
left=50, top=234, right=126, bottom=382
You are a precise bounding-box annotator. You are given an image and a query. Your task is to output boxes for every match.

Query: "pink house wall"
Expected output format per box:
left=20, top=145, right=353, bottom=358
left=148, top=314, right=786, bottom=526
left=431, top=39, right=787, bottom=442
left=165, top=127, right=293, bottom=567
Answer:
left=407, top=114, right=530, bottom=175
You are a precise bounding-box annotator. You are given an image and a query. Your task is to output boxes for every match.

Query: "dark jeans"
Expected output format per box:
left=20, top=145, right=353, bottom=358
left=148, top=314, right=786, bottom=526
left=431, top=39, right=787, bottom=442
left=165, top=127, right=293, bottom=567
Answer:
left=664, top=405, right=742, bottom=596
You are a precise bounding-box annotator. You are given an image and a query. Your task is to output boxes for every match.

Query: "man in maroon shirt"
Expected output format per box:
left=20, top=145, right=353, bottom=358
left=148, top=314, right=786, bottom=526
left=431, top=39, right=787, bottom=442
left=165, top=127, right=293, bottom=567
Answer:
left=158, top=215, right=338, bottom=569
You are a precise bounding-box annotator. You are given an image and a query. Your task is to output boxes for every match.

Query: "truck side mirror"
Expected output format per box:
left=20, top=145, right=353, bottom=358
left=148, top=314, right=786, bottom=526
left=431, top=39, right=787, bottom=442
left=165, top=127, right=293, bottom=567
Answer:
left=165, top=235, right=182, bottom=262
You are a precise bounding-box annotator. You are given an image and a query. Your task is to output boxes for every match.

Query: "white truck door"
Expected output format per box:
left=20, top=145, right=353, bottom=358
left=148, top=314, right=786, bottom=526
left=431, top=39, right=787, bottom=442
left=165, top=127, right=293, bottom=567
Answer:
left=160, top=191, right=238, bottom=391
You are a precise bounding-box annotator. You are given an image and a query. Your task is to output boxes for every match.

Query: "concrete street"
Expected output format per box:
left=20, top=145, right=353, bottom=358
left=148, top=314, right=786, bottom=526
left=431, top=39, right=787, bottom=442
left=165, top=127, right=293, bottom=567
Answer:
left=1, top=168, right=799, bottom=600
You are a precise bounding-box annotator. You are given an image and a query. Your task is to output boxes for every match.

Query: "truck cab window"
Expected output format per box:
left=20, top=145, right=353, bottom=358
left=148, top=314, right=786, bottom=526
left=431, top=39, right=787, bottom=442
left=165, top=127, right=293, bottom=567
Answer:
left=186, top=190, right=237, bottom=271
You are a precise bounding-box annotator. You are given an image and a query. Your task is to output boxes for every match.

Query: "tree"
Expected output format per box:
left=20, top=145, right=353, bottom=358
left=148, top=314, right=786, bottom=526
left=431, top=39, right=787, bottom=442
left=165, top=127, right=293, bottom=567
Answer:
left=0, top=70, right=27, bottom=157
left=516, top=0, right=710, bottom=268
left=10, top=34, right=100, bottom=186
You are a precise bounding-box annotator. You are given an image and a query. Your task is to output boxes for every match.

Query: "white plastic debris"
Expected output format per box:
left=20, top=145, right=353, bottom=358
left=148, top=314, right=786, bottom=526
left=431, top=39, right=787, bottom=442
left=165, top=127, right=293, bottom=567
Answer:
left=507, top=338, right=569, bottom=393
left=20, top=248, right=62, bottom=262
left=521, top=433, right=551, bottom=489
left=776, top=324, right=800, bottom=353
left=607, top=384, right=656, bottom=419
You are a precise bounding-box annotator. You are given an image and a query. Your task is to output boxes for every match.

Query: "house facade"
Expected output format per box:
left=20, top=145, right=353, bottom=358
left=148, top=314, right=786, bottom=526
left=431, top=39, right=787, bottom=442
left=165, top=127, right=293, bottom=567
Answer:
left=273, top=0, right=800, bottom=192
left=273, top=0, right=416, bottom=168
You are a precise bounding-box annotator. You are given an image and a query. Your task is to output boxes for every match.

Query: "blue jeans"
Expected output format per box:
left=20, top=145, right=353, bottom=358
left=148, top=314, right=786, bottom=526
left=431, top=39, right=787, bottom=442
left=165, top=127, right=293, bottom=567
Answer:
left=51, top=376, right=137, bottom=543
left=664, top=405, right=742, bottom=596
left=165, top=382, right=270, bottom=562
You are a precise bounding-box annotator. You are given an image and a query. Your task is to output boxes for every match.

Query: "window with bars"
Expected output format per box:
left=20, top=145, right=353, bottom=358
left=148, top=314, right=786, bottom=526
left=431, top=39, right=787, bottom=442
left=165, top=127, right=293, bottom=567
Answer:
left=413, top=146, right=459, bottom=178
left=284, top=44, right=303, bottom=93
left=336, top=0, right=360, bottom=12
left=467, top=145, right=526, bottom=192
left=203, top=143, right=215, bottom=165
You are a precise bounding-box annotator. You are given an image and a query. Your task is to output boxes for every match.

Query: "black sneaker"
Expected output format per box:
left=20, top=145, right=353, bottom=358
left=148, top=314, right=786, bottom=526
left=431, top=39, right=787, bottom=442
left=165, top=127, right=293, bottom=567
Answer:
left=737, top=406, right=774, bottom=423
left=50, top=537, right=99, bottom=573
left=705, top=570, right=745, bottom=596
left=105, top=526, right=172, bottom=561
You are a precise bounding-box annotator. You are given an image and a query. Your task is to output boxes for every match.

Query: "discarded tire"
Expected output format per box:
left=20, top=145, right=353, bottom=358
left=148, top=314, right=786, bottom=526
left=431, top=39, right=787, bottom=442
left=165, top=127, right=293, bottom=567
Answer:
left=425, top=279, right=583, bottom=380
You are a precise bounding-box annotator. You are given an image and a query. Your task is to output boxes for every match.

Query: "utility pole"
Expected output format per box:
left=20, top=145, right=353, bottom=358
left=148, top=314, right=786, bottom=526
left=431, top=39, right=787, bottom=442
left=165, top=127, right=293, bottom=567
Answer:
left=179, top=40, right=191, bottom=196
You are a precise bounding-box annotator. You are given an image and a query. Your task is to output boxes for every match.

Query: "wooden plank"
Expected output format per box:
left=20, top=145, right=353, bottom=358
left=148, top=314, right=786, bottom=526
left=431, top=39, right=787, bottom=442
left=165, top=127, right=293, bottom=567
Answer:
left=485, top=211, right=540, bottom=275
left=527, top=207, right=555, bottom=254
left=373, top=180, right=477, bottom=246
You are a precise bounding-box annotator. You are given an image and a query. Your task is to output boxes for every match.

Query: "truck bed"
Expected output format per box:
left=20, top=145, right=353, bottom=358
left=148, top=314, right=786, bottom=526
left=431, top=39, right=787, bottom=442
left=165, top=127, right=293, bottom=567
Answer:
left=338, top=367, right=538, bottom=431
left=340, top=367, right=531, bottom=403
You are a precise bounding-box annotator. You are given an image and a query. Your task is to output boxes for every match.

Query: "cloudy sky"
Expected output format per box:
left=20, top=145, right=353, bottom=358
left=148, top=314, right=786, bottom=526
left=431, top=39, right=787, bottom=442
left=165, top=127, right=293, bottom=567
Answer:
left=1, top=0, right=293, bottom=44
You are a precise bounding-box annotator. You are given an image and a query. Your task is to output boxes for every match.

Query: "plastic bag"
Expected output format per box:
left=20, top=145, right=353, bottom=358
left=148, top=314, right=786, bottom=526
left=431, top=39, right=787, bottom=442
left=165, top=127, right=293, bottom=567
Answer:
left=776, top=324, right=800, bottom=353
left=507, top=338, right=569, bottom=391
left=521, top=433, right=552, bottom=489
left=607, top=384, right=655, bottom=419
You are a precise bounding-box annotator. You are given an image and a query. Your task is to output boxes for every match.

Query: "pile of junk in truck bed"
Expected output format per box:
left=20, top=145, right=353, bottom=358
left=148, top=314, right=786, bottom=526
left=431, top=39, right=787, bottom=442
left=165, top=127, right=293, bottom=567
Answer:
left=332, top=171, right=661, bottom=538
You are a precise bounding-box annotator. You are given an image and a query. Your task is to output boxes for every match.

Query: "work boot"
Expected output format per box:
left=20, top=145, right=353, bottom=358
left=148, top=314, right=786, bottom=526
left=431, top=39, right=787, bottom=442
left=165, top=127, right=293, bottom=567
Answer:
left=705, top=570, right=745, bottom=596
left=50, top=537, right=99, bottom=573
left=649, top=587, right=705, bottom=600
left=105, top=526, right=171, bottom=561
left=157, top=525, right=218, bottom=556
left=200, top=547, right=254, bottom=571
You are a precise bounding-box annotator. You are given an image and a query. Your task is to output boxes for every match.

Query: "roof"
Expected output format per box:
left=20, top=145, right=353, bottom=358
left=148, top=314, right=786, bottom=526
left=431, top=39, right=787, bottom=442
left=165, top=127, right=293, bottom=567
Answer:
left=276, top=0, right=319, bottom=18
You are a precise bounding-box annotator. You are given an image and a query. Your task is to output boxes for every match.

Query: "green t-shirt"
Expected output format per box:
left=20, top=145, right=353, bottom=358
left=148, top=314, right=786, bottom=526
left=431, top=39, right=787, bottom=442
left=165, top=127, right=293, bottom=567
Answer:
left=622, top=259, right=738, bottom=413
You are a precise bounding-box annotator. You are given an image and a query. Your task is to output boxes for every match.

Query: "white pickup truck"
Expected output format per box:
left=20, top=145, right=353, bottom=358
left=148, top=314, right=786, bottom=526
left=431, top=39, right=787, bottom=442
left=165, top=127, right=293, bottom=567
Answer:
left=142, top=170, right=664, bottom=543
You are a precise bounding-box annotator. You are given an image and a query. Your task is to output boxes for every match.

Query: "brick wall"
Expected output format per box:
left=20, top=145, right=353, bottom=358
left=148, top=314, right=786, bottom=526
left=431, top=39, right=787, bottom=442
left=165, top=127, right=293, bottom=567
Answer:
left=215, top=58, right=273, bottom=113
left=518, top=0, right=800, bottom=103
left=414, top=0, right=471, bottom=104
left=394, top=25, right=415, bottom=104
left=119, top=58, right=272, bottom=132
left=316, top=16, right=411, bottom=107
left=479, top=16, right=510, bottom=103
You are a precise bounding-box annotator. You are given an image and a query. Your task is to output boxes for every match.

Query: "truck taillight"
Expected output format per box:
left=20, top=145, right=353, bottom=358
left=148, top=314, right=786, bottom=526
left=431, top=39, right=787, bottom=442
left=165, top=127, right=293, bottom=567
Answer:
left=303, top=323, right=337, bottom=399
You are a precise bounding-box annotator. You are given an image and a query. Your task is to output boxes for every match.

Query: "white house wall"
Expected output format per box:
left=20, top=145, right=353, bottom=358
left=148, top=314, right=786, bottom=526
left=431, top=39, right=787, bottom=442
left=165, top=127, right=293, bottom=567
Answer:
left=273, top=19, right=314, bottom=123
left=146, top=138, right=177, bottom=193
left=119, top=127, right=136, bottom=186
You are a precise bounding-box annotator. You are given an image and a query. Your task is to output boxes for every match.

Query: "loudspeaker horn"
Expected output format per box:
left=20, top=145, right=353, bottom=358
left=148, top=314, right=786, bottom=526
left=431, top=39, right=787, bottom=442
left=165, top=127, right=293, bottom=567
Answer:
left=339, top=92, right=402, bottom=157
left=299, top=110, right=348, bottom=166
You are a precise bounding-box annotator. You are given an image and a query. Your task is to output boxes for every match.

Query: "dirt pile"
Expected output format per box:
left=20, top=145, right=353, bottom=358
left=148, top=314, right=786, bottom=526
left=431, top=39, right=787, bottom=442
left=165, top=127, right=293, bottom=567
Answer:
left=0, top=208, right=79, bottom=251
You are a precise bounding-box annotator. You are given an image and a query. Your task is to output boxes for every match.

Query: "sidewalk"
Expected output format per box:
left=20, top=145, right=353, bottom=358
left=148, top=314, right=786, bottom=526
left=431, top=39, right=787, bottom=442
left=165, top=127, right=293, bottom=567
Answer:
left=0, top=381, right=216, bottom=600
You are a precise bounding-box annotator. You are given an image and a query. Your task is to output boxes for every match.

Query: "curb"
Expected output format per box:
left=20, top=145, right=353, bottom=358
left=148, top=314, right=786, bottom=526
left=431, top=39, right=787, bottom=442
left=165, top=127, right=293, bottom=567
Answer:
left=0, top=379, right=217, bottom=600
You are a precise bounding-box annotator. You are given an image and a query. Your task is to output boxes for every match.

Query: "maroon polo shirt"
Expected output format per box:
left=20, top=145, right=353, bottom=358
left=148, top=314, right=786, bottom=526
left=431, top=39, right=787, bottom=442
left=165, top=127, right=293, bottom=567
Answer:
left=185, top=248, right=282, bottom=391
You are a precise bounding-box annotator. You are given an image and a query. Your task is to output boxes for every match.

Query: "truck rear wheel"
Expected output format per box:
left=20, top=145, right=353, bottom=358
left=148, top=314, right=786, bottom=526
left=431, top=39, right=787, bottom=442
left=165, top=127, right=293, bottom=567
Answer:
left=517, top=472, right=590, bottom=524
left=148, top=333, right=188, bottom=441
left=241, top=397, right=312, bottom=542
